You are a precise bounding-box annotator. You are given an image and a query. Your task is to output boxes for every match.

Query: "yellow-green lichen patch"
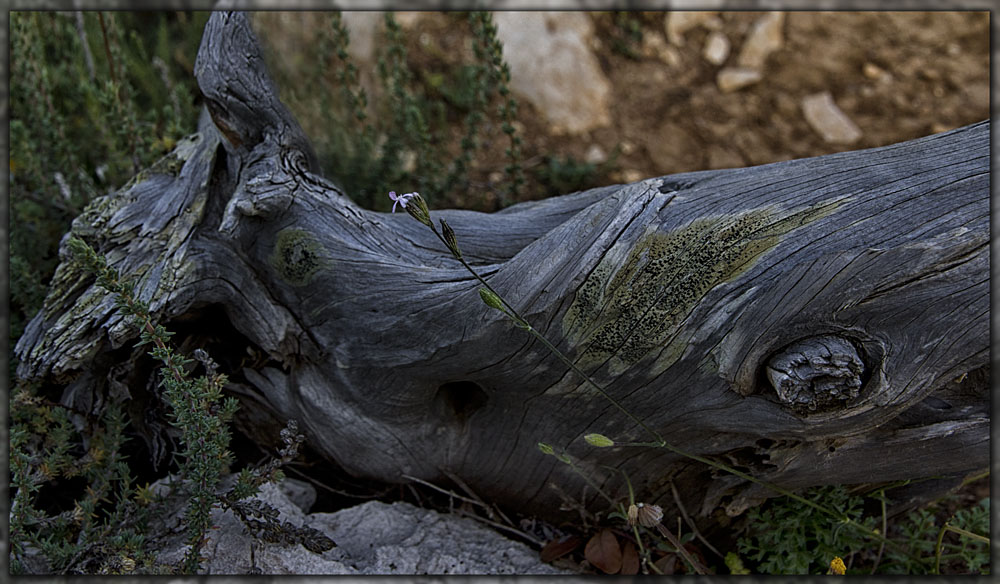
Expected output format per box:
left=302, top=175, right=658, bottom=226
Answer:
left=563, top=200, right=842, bottom=377
left=269, top=228, right=327, bottom=287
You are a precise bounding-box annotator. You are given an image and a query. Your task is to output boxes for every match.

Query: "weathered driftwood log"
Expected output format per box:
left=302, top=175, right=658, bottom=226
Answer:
left=17, top=12, right=988, bottom=528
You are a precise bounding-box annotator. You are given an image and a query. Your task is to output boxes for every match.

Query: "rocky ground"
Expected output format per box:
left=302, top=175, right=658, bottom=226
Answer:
left=257, top=11, right=989, bottom=210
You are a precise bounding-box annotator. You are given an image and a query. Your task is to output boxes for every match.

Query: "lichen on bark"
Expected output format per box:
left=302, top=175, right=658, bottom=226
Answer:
left=563, top=199, right=844, bottom=377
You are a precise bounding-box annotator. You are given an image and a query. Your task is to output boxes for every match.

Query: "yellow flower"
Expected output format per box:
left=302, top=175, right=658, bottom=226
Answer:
left=828, top=556, right=846, bottom=575
left=134, top=482, right=158, bottom=506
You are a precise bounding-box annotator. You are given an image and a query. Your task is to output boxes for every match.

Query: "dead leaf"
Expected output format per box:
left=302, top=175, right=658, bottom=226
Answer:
left=584, top=529, right=622, bottom=574
left=540, top=534, right=582, bottom=563
left=620, top=540, right=640, bottom=575
left=654, top=553, right=678, bottom=575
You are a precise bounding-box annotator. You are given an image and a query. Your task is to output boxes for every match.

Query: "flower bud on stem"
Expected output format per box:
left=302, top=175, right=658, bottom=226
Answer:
left=404, top=193, right=433, bottom=227
left=439, top=218, right=462, bottom=260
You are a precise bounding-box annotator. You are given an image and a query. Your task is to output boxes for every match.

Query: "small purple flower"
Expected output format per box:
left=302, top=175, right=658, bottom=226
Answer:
left=389, top=191, right=417, bottom=213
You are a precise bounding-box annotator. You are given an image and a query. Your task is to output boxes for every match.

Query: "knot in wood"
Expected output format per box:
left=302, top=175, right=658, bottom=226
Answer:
left=764, top=335, right=864, bottom=412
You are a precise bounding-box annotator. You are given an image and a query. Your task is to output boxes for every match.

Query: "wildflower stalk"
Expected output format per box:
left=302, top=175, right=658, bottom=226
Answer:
left=620, top=472, right=666, bottom=574
left=430, top=219, right=661, bottom=442
left=870, top=488, right=888, bottom=574
left=390, top=191, right=662, bottom=440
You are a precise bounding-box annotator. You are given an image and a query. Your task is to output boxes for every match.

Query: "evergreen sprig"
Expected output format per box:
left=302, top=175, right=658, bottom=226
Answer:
left=68, top=236, right=234, bottom=572
left=470, top=11, right=524, bottom=204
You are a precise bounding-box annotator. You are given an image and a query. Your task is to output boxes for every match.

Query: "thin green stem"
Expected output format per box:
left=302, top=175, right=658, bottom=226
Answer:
left=416, top=200, right=958, bottom=572
left=943, top=524, right=989, bottom=544
left=934, top=522, right=948, bottom=574
left=959, top=469, right=989, bottom=487
left=428, top=223, right=663, bottom=443
left=870, top=489, right=887, bottom=574
left=426, top=207, right=897, bottom=551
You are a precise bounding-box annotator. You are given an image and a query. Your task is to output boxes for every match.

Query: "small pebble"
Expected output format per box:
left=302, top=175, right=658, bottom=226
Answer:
left=621, top=169, right=644, bottom=183
left=737, top=12, right=785, bottom=70
left=801, top=91, right=862, bottom=144
left=703, top=31, right=731, bottom=66
left=717, top=67, right=762, bottom=92
left=665, top=11, right=718, bottom=46
left=642, top=32, right=681, bottom=67
left=584, top=144, right=607, bottom=165
left=862, top=62, right=886, bottom=80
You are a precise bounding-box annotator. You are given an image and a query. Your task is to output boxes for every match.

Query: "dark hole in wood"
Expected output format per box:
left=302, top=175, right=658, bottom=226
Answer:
left=724, top=446, right=777, bottom=473
left=755, top=438, right=775, bottom=449
left=435, top=381, right=489, bottom=426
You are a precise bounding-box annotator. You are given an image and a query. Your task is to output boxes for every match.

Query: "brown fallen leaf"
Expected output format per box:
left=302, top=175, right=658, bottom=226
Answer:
left=654, top=553, right=678, bottom=575
left=584, top=529, right=622, bottom=574
left=540, top=534, right=582, bottom=563
left=620, top=540, right=640, bottom=575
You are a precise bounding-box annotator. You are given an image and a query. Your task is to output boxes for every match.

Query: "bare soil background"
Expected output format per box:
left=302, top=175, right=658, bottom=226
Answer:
left=256, top=11, right=990, bottom=211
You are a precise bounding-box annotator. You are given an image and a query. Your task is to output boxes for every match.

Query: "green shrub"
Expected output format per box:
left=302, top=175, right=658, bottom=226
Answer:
left=737, top=485, right=878, bottom=574
left=8, top=238, right=321, bottom=574
left=881, top=496, right=989, bottom=575
left=736, top=483, right=990, bottom=575
left=268, top=11, right=525, bottom=212
left=534, top=147, right=620, bottom=196
left=9, top=11, right=205, bottom=373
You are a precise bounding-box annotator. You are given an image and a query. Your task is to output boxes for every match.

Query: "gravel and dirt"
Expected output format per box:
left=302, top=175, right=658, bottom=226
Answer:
left=258, top=11, right=990, bottom=211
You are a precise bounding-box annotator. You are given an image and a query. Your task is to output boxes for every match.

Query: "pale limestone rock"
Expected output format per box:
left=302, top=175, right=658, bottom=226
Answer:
left=703, top=31, right=731, bottom=65
left=736, top=12, right=785, bottom=70
left=340, top=12, right=381, bottom=64
left=153, top=477, right=570, bottom=574
left=493, top=12, right=611, bottom=135
left=716, top=67, right=762, bottom=92
left=801, top=91, right=863, bottom=144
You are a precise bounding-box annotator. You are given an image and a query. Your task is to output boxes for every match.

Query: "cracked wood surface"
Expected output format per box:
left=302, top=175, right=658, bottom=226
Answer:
left=16, top=12, right=989, bottom=524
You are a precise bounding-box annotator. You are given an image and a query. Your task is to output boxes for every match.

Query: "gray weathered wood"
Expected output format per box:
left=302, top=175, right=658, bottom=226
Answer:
left=16, top=12, right=988, bottom=529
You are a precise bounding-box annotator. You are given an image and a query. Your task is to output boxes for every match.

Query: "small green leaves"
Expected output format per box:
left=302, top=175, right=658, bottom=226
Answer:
left=479, top=287, right=504, bottom=310
left=725, top=551, right=751, bottom=575
left=584, top=433, right=615, bottom=447
left=538, top=442, right=571, bottom=464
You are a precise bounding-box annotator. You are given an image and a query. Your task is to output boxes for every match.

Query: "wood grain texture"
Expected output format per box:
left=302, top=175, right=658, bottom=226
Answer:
left=16, top=12, right=988, bottom=525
